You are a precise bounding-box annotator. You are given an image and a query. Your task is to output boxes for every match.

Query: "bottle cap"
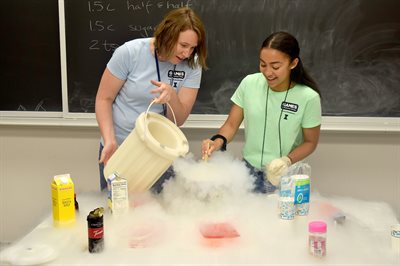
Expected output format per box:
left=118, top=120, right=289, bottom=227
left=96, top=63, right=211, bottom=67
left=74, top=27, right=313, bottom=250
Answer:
left=308, top=221, right=327, bottom=233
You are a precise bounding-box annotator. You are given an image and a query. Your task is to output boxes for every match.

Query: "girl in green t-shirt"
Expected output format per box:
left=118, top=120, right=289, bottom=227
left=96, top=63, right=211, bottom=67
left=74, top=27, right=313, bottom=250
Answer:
left=202, top=31, right=322, bottom=193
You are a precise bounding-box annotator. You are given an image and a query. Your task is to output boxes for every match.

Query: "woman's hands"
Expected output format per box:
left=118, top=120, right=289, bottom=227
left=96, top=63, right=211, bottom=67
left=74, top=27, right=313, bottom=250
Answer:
left=150, top=80, right=176, bottom=103
left=99, top=140, right=118, bottom=166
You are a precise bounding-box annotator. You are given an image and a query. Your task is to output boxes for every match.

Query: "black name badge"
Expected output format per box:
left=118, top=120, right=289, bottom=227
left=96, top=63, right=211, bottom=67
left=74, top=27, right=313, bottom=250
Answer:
left=168, top=70, right=185, bottom=79
left=281, top=102, right=298, bottom=112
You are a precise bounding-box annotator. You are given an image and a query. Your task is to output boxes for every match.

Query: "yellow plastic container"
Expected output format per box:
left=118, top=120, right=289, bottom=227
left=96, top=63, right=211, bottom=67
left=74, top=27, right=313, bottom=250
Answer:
left=104, top=102, right=189, bottom=193
left=51, top=174, right=75, bottom=225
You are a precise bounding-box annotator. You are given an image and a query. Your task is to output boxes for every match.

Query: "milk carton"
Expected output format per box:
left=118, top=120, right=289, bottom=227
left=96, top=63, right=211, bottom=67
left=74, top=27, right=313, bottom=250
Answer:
left=51, top=174, right=75, bottom=225
left=107, top=172, right=129, bottom=215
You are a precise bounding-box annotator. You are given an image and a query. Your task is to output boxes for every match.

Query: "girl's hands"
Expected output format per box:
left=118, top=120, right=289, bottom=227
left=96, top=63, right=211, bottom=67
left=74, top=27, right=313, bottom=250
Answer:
left=201, top=138, right=224, bottom=160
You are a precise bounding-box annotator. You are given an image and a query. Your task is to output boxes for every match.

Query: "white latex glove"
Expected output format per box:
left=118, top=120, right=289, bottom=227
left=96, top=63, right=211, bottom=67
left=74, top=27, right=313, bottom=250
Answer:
left=265, top=156, right=292, bottom=186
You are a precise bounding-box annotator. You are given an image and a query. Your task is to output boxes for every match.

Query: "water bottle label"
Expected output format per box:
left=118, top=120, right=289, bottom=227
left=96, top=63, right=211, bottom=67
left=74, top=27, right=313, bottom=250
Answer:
left=294, top=181, right=310, bottom=204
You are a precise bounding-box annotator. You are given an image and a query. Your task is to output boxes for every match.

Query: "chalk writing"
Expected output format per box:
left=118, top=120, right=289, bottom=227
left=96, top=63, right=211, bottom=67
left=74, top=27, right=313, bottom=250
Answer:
left=126, top=0, right=193, bottom=14
left=128, top=24, right=156, bottom=37
left=126, top=0, right=154, bottom=13
left=88, top=1, right=116, bottom=12
left=89, top=40, right=119, bottom=51
left=165, top=0, right=193, bottom=9
left=17, top=100, right=48, bottom=111
left=89, top=20, right=115, bottom=32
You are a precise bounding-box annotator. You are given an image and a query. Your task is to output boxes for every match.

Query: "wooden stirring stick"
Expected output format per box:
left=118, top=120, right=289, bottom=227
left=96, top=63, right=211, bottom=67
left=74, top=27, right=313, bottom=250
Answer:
left=203, top=142, right=210, bottom=162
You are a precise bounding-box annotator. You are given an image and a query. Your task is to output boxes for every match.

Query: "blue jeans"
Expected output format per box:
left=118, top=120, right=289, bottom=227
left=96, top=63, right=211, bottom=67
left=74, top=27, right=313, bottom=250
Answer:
left=244, top=159, right=277, bottom=194
left=98, top=143, right=174, bottom=193
left=98, top=144, right=107, bottom=191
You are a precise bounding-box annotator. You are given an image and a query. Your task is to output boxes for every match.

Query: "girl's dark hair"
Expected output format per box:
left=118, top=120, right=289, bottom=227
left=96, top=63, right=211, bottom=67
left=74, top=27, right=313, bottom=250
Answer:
left=261, top=31, right=321, bottom=96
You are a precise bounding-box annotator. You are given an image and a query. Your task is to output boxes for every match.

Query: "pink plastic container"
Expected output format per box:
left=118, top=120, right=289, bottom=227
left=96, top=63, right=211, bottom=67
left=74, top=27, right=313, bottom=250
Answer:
left=308, top=221, right=327, bottom=257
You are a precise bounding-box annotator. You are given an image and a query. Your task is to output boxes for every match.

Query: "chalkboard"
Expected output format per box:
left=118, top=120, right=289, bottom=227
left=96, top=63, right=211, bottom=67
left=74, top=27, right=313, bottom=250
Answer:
left=0, top=1, right=62, bottom=112
left=2, top=0, right=400, bottom=117
left=64, top=0, right=400, bottom=116
left=195, top=0, right=400, bottom=117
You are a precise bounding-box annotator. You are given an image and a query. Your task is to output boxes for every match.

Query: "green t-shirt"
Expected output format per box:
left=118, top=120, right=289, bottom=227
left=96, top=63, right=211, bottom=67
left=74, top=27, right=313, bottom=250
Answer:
left=231, top=73, right=321, bottom=170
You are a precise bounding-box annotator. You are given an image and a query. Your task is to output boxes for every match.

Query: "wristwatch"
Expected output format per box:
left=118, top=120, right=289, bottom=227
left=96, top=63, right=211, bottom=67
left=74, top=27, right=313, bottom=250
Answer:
left=210, top=134, right=227, bottom=151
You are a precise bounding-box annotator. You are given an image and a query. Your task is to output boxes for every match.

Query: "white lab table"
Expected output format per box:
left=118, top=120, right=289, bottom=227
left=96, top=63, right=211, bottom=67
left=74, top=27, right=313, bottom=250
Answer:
left=1, top=191, right=399, bottom=265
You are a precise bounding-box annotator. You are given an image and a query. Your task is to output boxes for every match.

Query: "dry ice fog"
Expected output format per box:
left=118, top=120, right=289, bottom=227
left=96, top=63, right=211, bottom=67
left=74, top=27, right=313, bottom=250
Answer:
left=0, top=152, right=398, bottom=265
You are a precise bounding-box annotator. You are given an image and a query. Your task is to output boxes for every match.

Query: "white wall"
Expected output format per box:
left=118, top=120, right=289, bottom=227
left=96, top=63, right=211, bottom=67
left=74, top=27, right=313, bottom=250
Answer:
left=1, top=125, right=399, bottom=243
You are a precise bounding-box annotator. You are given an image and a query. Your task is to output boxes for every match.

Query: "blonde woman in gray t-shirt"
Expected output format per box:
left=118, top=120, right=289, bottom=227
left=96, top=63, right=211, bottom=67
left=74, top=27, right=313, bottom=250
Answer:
left=95, top=7, right=207, bottom=191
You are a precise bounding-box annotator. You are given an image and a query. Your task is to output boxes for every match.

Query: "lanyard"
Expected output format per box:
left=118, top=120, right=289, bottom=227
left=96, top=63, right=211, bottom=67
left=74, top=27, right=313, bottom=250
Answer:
left=154, top=49, right=176, bottom=116
left=260, top=85, right=290, bottom=168
left=154, top=49, right=161, bottom=82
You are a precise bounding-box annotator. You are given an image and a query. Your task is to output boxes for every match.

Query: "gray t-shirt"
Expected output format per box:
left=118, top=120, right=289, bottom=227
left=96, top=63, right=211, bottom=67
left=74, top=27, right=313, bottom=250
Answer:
left=106, top=38, right=202, bottom=145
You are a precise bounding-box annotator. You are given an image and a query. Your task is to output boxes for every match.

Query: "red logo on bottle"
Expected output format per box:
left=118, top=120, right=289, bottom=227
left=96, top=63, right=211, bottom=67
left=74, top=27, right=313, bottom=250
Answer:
left=88, top=228, right=104, bottom=239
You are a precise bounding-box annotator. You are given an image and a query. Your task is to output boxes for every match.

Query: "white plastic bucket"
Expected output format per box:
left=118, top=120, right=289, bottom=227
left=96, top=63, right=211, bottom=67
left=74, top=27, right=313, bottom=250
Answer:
left=104, top=101, right=189, bottom=193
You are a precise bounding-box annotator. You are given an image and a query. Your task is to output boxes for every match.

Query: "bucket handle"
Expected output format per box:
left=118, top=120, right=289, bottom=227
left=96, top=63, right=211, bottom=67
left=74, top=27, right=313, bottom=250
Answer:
left=143, top=100, right=188, bottom=156
left=145, top=100, right=177, bottom=125
left=143, top=100, right=178, bottom=142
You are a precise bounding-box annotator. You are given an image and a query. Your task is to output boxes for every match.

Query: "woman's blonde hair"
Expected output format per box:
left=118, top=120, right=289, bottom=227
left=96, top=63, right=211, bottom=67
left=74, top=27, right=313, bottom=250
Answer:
left=154, top=7, right=207, bottom=69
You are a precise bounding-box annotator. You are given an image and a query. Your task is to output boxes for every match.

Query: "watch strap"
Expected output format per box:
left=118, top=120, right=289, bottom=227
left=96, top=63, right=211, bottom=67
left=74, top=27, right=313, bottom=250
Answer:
left=210, top=134, right=227, bottom=151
